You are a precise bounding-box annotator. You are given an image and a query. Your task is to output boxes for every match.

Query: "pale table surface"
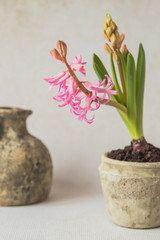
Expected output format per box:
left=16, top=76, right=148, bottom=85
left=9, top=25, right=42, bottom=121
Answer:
left=0, top=179, right=160, bottom=240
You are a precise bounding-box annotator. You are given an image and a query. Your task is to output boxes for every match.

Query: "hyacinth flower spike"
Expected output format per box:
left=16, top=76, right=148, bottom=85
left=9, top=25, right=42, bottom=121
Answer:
left=44, top=40, right=126, bottom=124
left=93, top=14, right=146, bottom=150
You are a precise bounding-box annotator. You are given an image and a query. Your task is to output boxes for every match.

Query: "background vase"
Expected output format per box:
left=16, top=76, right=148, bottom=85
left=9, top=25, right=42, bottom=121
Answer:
left=0, top=107, right=53, bottom=206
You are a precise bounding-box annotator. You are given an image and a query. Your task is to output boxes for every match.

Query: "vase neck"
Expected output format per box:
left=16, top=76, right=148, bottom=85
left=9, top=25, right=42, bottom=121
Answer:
left=0, top=107, right=32, bottom=137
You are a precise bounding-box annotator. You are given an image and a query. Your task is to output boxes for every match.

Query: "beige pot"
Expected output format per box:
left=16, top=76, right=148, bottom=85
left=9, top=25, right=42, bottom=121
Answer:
left=0, top=107, right=53, bottom=206
left=99, top=153, right=160, bottom=228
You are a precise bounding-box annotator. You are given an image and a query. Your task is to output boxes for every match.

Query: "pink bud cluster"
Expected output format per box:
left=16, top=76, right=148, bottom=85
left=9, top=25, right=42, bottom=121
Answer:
left=44, top=55, right=117, bottom=124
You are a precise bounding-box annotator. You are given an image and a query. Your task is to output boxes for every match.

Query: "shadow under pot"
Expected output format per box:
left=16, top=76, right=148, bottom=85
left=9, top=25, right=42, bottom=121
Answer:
left=0, top=107, right=53, bottom=206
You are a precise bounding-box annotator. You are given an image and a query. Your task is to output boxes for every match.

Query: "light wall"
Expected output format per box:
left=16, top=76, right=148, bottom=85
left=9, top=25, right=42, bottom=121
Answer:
left=1, top=0, right=160, bottom=192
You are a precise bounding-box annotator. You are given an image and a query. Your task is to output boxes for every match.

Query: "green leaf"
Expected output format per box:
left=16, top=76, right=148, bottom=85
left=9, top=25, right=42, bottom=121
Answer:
left=93, top=53, right=119, bottom=102
left=110, top=54, right=124, bottom=104
left=93, top=53, right=110, bottom=86
left=136, top=43, right=145, bottom=137
left=123, top=50, right=129, bottom=64
left=127, top=53, right=136, bottom=126
left=117, top=49, right=127, bottom=84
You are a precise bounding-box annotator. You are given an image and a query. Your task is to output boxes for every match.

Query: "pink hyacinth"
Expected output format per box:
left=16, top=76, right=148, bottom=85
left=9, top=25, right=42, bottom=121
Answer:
left=70, top=56, right=86, bottom=76
left=44, top=56, right=117, bottom=124
left=83, top=76, right=117, bottom=103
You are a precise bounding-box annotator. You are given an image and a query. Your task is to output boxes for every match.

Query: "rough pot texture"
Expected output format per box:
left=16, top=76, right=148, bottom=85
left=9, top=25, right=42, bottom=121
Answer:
left=0, top=107, right=53, bottom=206
left=99, top=153, right=160, bottom=228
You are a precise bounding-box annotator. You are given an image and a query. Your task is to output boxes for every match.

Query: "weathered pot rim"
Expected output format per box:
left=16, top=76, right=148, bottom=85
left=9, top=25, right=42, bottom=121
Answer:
left=102, top=153, right=160, bottom=168
left=0, top=107, right=32, bottom=115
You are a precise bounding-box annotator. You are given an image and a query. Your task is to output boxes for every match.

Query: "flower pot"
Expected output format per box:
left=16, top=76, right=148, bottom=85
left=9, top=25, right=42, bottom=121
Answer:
left=99, top=153, right=160, bottom=228
left=0, top=107, right=53, bottom=206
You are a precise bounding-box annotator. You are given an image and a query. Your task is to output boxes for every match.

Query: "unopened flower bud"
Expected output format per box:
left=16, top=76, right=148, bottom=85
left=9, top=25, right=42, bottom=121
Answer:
left=110, top=34, right=116, bottom=48
left=103, top=22, right=107, bottom=31
left=121, top=44, right=127, bottom=56
left=104, top=43, right=113, bottom=54
left=115, top=30, right=120, bottom=40
left=117, top=33, right=125, bottom=49
left=103, top=14, right=125, bottom=51
left=103, top=30, right=110, bottom=41
left=106, top=27, right=112, bottom=38
left=56, top=40, right=67, bottom=57
left=105, top=14, right=112, bottom=26
left=111, top=22, right=117, bottom=32
left=50, top=48, right=64, bottom=62
left=119, top=34, right=125, bottom=44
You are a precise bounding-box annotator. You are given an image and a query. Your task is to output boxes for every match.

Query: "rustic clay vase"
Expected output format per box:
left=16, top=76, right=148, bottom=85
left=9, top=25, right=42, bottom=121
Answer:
left=0, top=107, right=53, bottom=206
left=99, top=153, right=160, bottom=228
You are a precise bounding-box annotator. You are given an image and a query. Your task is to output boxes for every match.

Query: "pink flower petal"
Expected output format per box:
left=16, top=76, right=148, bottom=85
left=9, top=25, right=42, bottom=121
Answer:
left=44, top=56, right=117, bottom=124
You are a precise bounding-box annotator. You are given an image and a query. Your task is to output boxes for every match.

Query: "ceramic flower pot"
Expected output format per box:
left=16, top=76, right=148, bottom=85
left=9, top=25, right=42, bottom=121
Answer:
left=99, top=153, right=160, bottom=228
left=0, top=107, right=53, bottom=206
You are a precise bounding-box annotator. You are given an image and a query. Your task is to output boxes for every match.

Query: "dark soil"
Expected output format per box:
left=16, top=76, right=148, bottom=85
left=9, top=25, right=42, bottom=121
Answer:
left=107, top=142, right=160, bottom=162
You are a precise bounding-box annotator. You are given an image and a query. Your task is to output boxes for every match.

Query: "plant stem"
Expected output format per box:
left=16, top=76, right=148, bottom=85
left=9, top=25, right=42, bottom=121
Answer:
left=64, top=57, right=127, bottom=115
left=110, top=53, right=124, bottom=104
left=64, top=58, right=92, bottom=97
left=117, top=54, right=127, bottom=105
left=101, top=99, right=127, bottom=115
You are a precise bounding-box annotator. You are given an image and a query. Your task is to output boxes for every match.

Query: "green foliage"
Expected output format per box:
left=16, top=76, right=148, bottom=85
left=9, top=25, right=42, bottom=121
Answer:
left=136, top=43, right=145, bottom=137
left=92, top=44, right=146, bottom=140
left=93, top=53, right=118, bottom=102
left=93, top=53, right=109, bottom=87
left=127, top=53, right=136, bottom=125
left=117, top=49, right=127, bottom=85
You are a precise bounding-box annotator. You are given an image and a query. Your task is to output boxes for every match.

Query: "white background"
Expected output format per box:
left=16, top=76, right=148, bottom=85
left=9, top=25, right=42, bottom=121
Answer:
left=0, top=0, right=160, bottom=239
